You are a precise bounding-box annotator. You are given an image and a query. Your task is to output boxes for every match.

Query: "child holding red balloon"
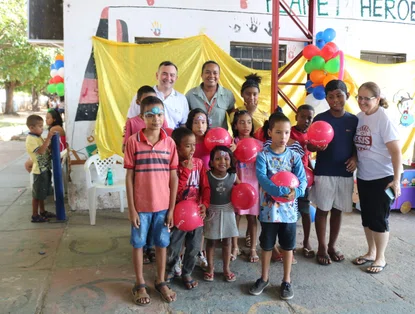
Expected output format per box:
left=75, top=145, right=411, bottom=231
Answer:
left=290, top=104, right=316, bottom=258
left=230, top=110, right=262, bottom=263
left=166, top=128, right=210, bottom=290
left=204, top=146, right=240, bottom=282
left=307, top=80, right=358, bottom=266
left=250, top=113, right=306, bottom=300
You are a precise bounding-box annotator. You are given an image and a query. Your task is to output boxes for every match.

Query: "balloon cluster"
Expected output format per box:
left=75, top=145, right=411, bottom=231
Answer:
left=47, top=54, right=65, bottom=96
left=303, top=28, right=349, bottom=101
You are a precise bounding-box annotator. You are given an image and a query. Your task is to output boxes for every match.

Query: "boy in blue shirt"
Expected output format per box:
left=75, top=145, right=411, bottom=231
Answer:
left=249, top=113, right=307, bottom=300
left=308, top=80, right=358, bottom=266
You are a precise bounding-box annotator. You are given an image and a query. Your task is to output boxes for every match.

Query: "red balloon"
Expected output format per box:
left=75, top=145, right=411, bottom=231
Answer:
left=231, top=183, right=258, bottom=210
left=173, top=200, right=203, bottom=232
left=234, top=138, right=262, bottom=163
left=270, top=171, right=299, bottom=203
left=303, top=44, right=320, bottom=60
left=164, top=127, right=173, bottom=136
left=52, top=75, right=64, bottom=84
left=320, top=42, right=339, bottom=61
left=204, top=127, right=232, bottom=151
left=48, top=78, right=54, bottom=84
left=305, top=167, right=314, bottom=187
left=308, top=121, right=334, bottom=146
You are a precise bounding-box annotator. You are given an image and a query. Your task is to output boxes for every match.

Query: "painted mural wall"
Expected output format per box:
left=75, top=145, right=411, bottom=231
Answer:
left=64, top=0, right=415, bottom=209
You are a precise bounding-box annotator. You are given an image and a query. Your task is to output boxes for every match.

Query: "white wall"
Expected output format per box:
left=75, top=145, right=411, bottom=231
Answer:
left=65, top=0, right=415, bottom=209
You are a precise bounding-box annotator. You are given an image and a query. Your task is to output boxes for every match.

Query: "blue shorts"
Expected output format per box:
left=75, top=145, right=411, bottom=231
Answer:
left=130, top=210, right=170, bottom=249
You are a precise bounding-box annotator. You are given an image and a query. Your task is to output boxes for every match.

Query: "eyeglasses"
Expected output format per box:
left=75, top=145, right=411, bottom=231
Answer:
left=355, top=96, right=376, bottom=102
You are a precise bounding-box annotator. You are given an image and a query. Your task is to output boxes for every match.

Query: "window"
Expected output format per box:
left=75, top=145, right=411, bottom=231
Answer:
left=360, top=51, right=406, bottom=64
left=230, top=43, right=287, bottom=70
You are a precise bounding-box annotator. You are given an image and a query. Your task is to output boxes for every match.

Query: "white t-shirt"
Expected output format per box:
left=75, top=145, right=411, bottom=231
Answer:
left=355, top=106, right=400, bottom=180
left=126, top=86, right=189, bottom=129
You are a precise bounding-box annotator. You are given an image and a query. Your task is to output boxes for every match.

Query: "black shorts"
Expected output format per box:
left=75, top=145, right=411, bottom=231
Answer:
left=259, top=222, right=296, bottom=251
left=357, top=176, right=394, bottom=233
left=298, top=188, right=310, bottom=214
left=32, top=170, right=52, bottom=201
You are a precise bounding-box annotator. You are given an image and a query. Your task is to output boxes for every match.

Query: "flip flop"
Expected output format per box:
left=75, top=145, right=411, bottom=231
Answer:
left=224, top=272, right=236, bottom=282
left=203, top=272, right=214, bottom=282
left=353, top=256, right=375, bottom=266
left=316, top=254, right=332, bottom=266
left=249, top=249, right=259, bottom=263
left=182, top=276, right=198, bottom=290
left=303, top=248, right=315, bottom=258
left=328, top=251, right=345, bottom=262
left=154, top=281, right=176, bottom=303
left=131, top=284, right=151, bottom=306
left=366, top=263, right=387, bottom=274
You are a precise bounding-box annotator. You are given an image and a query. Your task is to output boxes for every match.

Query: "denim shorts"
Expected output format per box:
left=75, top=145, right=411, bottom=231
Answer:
left=130, top=210, right=170, bottom=249
left=259, top=222, right=296, bottom=251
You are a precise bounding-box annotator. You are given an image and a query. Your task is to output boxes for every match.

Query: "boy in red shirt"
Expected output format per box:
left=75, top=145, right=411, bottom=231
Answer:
left=124, top=96, right=178, bottom=305
left=290, top=104, right=315, bottom=258
left=166, top=127, right=210, bottom=290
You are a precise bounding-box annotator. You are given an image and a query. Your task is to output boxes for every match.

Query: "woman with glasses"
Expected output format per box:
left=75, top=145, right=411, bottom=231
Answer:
left=353, top=82, right=402, bottom=274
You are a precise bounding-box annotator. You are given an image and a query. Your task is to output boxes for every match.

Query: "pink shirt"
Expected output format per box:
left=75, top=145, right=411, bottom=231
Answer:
left=123, top=116, right=168, bottom=145
left=124, top=129, right=178, bottom=213
left=194, top=141, right=210, bottom=170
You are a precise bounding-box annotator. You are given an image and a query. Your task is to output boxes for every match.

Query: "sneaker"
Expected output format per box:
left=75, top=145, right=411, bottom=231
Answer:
left=197, top=251, right=208, bottom=270
left=280, top=281, right=294, bottom=300
left=249, top=278, right=269, bottom=296
left=173, top=255, right=182, bottom=277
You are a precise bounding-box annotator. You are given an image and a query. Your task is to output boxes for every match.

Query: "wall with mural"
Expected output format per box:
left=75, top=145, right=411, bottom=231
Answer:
left=64, top=0, right=415, bottom=209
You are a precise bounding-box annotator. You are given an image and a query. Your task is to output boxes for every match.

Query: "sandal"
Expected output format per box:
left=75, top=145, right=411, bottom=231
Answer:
left=328, top=250, right=345, bottom=262
left=147, top=248, right=156, bottom=263
left=203, top=271, right=214, bottom=282
left=353, top=256, right=375, bottom=266
left=224, top=272, right=236, bottom=282
left=182, top=275, right=198, bottom=290
left=230, top=247, right=241, bottom=262
left=143, top=251, right=150, bottom=264
left=131, top=283, right=150, bottom=306
left=154, top=281, right=176, bottom=303
left=40, top=211, right=56, bottom=218
left=249, top=249, right=259, bottom=263
left=366, top=263, right=387, bottom=274
left=245, top=234, right=251, bottom=248
left=271, top=252, right=283, bottom=263
left=316, top=254, right=332, bottom=266
left=31, top=215, right=48, bottom=223
left=302, top=248, right=315, bottom=258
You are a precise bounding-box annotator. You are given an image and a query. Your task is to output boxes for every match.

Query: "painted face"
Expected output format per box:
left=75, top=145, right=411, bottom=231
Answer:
left=142, top=104, right=165, bottom=130
left=137, top=92, right=157, bottom=105
left=242, top=87, right=259, bottom=112
left=30, top=122, right=44, bottom=136
left=201, top=63, right=220, bottom=88
left=268, top=121, right=291, bottom=148
left=211, top=150, right=231, bottom=173
left=177, top=134, right=196, bottom=161
left=235, top=113, right=253, bottom=138
left=295, top=109, right=314, bottom=132
left=45, top=112, right=54, bottom=126
left=192, top=113, right=208, bottom=137
left=156, top=65, right=177, bottom=90
left=357, top=87, right=379, bottom=115
left=326, top=89, right=348, bottom=113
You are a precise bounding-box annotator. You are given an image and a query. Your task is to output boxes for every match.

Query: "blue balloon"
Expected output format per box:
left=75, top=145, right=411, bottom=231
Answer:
left=316, top=39, right=326, bottom=49
left=50, top=64, right=57, bottom=70
left=54, top=60, right=64, bottom=69
left=310, top=205, right=316, bottom=223
left=313, top=85, right=326, bottom=100
left=316, top=31, right=324, bottom=41
left=305, top=80, right=313, bottom=92
left=323, top=28, right=336, bottom=43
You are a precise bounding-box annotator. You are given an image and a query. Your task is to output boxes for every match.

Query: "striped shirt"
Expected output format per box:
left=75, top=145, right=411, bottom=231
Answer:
left=124, top=129, right=178, bottom=213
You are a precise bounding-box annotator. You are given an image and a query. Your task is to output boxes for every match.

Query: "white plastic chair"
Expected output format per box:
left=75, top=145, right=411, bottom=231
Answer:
left=84, top=154, right=126, bottom=225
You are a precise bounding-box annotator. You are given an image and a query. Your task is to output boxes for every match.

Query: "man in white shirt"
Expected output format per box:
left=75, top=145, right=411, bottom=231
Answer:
left=127, top=61, right=189, bottom=129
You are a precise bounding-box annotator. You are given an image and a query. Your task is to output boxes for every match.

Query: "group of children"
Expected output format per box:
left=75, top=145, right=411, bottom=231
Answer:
left=122, top=75, right=360, bottom=306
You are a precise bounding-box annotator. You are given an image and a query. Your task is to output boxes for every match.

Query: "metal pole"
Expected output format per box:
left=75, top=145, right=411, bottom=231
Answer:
left=271, top=0, right=280, bottom=112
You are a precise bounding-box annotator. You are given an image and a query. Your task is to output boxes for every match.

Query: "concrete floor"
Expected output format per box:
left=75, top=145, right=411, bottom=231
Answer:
left=1, top=140, right=415, bottom=314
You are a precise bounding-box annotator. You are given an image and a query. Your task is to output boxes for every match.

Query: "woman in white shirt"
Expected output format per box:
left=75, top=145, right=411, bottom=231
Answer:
left=353, top=82, right=402, bottom=274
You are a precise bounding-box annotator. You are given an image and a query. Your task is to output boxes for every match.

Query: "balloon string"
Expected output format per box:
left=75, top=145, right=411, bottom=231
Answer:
left=338, top=50, right=345, bottom=81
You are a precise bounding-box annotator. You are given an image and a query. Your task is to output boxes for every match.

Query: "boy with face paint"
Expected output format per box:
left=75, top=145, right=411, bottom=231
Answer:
left=308, top=80, right=358, bottom=266
left=124, top=96, right=179, bottom=305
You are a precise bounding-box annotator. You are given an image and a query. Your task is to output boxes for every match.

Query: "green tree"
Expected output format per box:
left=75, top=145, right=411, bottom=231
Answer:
left=0, top=0, right=55, bottom=114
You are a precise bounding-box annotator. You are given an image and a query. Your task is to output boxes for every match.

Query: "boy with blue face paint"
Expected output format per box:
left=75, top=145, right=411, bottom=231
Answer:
left=124, top=96, right=179, bottom=305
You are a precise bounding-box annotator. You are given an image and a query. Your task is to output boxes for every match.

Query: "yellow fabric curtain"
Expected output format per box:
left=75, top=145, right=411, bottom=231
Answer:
left=93, top=35, right=414, bottom=161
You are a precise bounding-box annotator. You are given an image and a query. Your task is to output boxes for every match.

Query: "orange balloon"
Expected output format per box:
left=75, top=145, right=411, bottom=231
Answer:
left=55, top=54, right=64, bottom=61
left=323, top=74, right=338, bottom=86
left=310, top=70, right=326, bottom=85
